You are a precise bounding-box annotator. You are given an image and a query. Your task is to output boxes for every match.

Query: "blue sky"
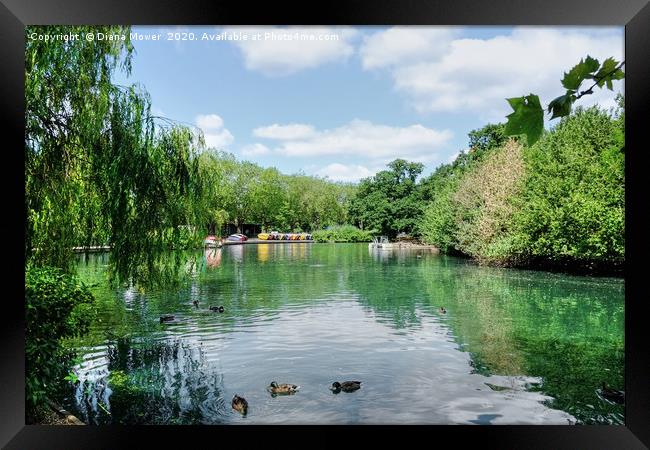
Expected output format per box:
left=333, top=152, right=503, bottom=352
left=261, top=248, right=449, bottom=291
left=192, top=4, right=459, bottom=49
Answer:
left=115, top=26, right=624, bottom=181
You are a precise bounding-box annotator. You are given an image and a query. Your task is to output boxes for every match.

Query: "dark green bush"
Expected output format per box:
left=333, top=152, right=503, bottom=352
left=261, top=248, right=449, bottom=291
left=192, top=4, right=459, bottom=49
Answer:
left=25, top=265, right=95, bottom=420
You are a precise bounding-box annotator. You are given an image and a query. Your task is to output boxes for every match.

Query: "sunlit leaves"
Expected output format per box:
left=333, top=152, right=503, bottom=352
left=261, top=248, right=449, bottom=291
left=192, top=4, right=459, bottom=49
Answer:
left=347, top=159, right=424, bottom=237
left=504, top=94, right=544, bottom=146
left=505, top=55, right=624, bottom=147
left=25, top=26, right=205, bottom=287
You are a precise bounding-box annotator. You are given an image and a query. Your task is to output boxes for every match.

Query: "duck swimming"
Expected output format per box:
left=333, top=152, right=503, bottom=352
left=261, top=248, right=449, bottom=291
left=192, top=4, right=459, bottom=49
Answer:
left=231, top=395, right=248, bottom=415
left=209, top=305, right=225, bottom=313
left=600, top=382, right=625, bottom=404
left=439, top=307, right=447, bottom=314
left=192, top=300, right=199, bottom=308
left=267, top=381, right=300, bottom=395
left=159, top=315, right=175, bottom=323
left=330, top=381, right=362, bottom=393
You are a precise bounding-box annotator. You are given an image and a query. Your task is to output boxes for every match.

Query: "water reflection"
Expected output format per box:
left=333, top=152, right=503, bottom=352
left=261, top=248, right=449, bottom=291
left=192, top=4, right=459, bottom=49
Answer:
left=204, top=248, right=222, bottom=269
left=368, top=246, right=439, bottom=263
left=71, top=337, right=227, bottom=424
left=257, top=244, right=270, bottom=263
left=227, top=244, right=244, bottom=263
left=68, top=245, right=623, bottom=424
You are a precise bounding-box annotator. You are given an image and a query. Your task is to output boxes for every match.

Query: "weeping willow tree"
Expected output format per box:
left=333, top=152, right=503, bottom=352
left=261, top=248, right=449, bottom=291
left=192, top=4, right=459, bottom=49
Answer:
left=25, top=26, right=209, bottom=420
left=25, top=25, right=205, bottom=286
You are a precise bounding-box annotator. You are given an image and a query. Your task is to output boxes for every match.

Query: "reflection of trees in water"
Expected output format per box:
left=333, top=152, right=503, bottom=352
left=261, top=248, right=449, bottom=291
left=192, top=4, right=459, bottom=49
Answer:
left=424, top=266, right=525, bottom=375
left=343, top=249, right=431, bottom=330
left=73, top=337, right=226, bottom=424
left=417, top=257, right=624, bottom=424
left=72, top=246, right=624, bottom=424
left=515, top=335, right=624, bottom=424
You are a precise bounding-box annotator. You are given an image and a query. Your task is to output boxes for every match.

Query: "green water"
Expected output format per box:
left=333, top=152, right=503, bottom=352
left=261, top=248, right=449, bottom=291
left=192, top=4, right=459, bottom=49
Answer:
left=64, top=243, right=624, bottom=425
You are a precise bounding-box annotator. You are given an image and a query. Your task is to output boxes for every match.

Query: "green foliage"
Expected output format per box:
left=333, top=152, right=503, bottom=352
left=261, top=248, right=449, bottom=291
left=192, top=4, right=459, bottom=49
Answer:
left=450, top=141, right=526, bottom=263
left=504, top=55, right=624, bottom=146
left=25, top=266, right=95, bottom=417
left=504, top=94, right=544, bottom=146
left=511, top=106, right=624, bottom=267
left=311, top=224, right=375, bottom=243
left=348, top=159, right=424, bottom=238
left=561, top=55, right=600, bottom=90
left=420, top=123, right=510, bottom=252
left=420, top=141, right=525, bottom=260
left=420, top=104, right=624, bottom=272
left=419, top=181, right=460, bottom=253
left=194, top=150, right=354, bottom=234
left=467, top=123, right=509, bottom=155
left=25, top=25, right=205, bottom=286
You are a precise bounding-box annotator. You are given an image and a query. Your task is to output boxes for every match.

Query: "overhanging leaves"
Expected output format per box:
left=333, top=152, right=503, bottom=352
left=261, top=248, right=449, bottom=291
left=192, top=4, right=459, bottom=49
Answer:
left=561, top=56, right=600, bottom=91
left=547, top=93, right=576, bottom=120
left=594, top=57, right=625, bottom=90
left=504, top=94, right=544, bottom=146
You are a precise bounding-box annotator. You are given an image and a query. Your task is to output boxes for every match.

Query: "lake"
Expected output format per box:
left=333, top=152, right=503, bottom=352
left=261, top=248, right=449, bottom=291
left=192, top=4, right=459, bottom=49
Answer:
left=64, top=243, right=624, bottom=425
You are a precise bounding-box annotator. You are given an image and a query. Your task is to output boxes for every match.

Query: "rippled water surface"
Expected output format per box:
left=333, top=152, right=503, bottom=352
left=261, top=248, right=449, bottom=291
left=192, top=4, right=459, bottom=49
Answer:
left=65, top=243, right=624, bottom=424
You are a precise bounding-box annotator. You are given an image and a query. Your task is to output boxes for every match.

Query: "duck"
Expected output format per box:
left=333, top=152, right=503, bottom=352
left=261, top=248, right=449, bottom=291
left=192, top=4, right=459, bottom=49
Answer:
left=231, top=394, right=248, bottom=415
left=192, top=300, right=199, bottom=308
left=600, top=382, right=625, bottom=404
left=439, top=306, right=447, bottom=314
left=330, top=381, right=362, bottom=393
left=267, top=381, right=300, bottom=395
left=209, top=305, right=225, bottom=313
left=159, top=314, right=175, bottom=323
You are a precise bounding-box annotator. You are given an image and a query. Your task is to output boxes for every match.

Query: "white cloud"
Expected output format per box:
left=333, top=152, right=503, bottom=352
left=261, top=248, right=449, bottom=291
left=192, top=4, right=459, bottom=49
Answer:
left=314, top=163, right=377, bottom=182
left=241, top=143, right=271, bottom=157
left=248, top=119, right=453, bottom=165
left=364, top=27, right=624, bottom=120
left=446, top=151, right=460, bottom=164
left=253, top=123, right=316, bottom=140
left=195, top=114, right=234, bottom=149
left=224, top=26, right=359, bottom=76
left=360, top=27, right=459, bottom=69
left=196, top=114, right=224, bottom=130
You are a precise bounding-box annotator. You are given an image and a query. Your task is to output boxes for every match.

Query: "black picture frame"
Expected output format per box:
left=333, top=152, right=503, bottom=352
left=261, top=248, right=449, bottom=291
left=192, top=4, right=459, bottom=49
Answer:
left=2, top=0, right=648, bottom=448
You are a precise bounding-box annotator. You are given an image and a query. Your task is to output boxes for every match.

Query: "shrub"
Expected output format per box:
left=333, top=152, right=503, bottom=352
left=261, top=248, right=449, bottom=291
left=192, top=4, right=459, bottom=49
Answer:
left=311, top=225, right=375, bottom=243
left=513, top=106, right=624, bottom=266
left=419, top=181, right=461, bottom=253
left=420, top=105, right=624, bottom=272
left=25, top=265, right=95, bottom=421
left=452, top=140, right=526, bottom=263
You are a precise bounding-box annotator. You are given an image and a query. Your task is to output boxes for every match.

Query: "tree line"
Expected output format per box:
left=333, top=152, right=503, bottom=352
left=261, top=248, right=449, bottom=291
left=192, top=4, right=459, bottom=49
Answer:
left=195, top=150, right=355, bottom=236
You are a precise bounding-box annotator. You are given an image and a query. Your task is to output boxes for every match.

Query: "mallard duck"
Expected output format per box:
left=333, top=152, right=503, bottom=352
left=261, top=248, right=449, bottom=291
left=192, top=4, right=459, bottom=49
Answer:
left=160, top=314, right=175, bottom=323
left=267, top=381, right=300, bottom=395
left=232, top=394, right=248, bottom=415
left=600, top=382, right=625, bottom=404
left=439, top=307, right=447, bottom=314
left=330, top=381, right=361, bottom=393
left=209, top=305, right=225, bottom=313
left=192, top=300, right=199, bottom=308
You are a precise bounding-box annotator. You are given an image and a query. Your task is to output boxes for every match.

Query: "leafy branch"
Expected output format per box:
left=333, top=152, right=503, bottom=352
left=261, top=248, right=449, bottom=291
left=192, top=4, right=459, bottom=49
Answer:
left=504, top=56, right=625, bottom=146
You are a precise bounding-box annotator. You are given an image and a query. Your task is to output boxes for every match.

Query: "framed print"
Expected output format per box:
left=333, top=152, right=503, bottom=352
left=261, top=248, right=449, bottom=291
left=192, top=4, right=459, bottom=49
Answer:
left=2, top=0, right=649, bottom=447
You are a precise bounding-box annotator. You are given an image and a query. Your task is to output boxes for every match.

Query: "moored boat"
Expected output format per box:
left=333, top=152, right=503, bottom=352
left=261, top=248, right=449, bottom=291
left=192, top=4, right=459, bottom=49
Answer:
left=203, top=235, right=222, bottom=248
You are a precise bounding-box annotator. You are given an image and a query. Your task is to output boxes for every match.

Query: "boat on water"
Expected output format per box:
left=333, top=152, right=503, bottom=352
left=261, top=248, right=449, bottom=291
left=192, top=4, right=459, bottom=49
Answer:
left=227, top=233, right=248, bottom=242
left=258, top=231, right=312, bottom=241
left=203, top=235, right=223, bottom=248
